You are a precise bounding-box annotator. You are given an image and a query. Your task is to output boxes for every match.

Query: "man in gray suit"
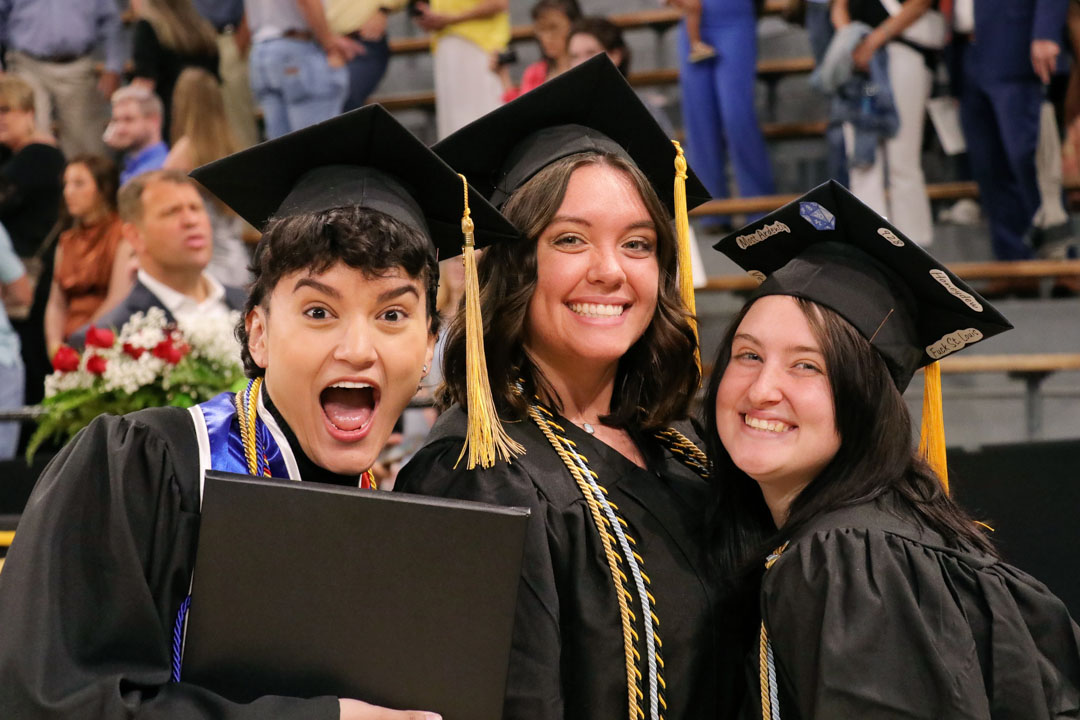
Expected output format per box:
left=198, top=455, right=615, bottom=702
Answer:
left=69, top=170, right=245, bottom=347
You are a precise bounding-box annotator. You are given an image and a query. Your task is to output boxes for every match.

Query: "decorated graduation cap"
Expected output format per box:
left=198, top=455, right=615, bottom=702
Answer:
left=433, top=54, right=713, bottom=367
left=714, top=180, right=1012, bottom=489
left=192, top=104, right=523, bottom=470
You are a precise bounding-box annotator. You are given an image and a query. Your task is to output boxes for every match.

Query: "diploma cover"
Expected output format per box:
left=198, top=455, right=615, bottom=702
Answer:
left=182, top=471, right=530, bottom=720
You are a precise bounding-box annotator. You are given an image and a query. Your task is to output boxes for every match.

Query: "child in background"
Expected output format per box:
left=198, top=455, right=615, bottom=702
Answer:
left=666, top=0, right=716, bottom=62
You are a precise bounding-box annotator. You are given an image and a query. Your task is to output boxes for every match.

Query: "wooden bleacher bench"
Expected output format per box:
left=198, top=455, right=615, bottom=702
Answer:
left=701, top=259, right=1080, bottom=295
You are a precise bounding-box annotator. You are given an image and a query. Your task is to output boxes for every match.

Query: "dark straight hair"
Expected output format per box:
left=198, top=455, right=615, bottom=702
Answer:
left=704, top=295, right=997, bottom=587
left=439, top=151, right=700, bottom=430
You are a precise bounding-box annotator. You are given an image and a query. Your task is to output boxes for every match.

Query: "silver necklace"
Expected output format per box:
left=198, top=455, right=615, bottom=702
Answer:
left=582, top=422, right=595, bottom=434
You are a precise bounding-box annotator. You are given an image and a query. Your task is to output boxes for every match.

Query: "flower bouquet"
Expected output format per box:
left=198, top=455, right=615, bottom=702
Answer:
left=28, top=307, right=247, bottom=460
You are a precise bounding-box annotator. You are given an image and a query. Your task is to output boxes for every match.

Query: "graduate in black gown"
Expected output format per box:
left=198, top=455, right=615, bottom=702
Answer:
left=0, top=106, right=519, bottom=720
left=704, top=180, right=1080, bottom=719
left=395, top=57, right=729, bottom=720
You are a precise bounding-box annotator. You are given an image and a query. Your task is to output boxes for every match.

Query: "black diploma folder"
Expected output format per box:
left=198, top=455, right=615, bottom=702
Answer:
left=181, top=471, right=530, bottom=719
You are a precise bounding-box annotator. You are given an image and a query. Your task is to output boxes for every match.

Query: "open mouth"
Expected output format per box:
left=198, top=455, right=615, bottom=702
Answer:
left=743, top=414, right=794, bottom=433
left=320, top=382, right=379, bottom=435
left=568, top=302, right=627, bottom=318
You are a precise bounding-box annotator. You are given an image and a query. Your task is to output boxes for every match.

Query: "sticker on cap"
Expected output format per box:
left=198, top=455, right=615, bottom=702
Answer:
left=800, top=202, right=836, bottom=231
left=747, top=270, right=766, bottom=284
left=929, top=269, right=983, bottom=311
left=926, top=328, right=984, bottom=359
left=877, top=227, right=904, bottom=247
left=736, top=221, right=790, bottom=250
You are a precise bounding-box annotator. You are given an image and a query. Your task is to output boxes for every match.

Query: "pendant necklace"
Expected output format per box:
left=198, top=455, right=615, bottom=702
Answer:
left=582, top=422, right=595, bottom=434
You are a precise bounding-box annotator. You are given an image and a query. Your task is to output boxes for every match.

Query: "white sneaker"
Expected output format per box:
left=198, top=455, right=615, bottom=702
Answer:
left=939, top=198, right=981, bottom=225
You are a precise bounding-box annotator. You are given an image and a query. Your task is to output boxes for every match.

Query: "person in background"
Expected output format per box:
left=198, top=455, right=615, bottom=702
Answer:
left=104, top=85, right=169, bottom=186
left=0, top=73, right=65, bottom=406
left=664, top=0, right=717, bottom=63
left=165, top=67, right=252, bottom=289
left=191, top=0, right=260, bottom=148
left=496, top=0, right=580, bottom=103
left=244, top=0, right=358, bottom=140
left=832, top=0, right=939, bottom=247
left=948, top=0, right=1068, bottom=264
left=413, top=0, right=510, bottom=138
left=677, top=0, right=775, bottom=230
left=0, top=223, right=30, bottom=460
left=130, top=0, right=221, bottom=142
left=0, top=0, right=122, bottom=157
left=707, top=180, right=1080, bottom=719
left=326, top=0, right=406, bottom=111
left=567, top=16, right=676, bottom=135
left=68, top=169, right=243, bottom=347
left=44, top=155, right=133, bottom=357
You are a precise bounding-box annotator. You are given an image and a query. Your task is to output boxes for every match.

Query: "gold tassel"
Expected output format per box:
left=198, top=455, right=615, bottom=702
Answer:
left=918, top=361, right=948, bottom=493
left=456, top=174, right=524, bottom=469
left=672, top=141, right=700, bottom=376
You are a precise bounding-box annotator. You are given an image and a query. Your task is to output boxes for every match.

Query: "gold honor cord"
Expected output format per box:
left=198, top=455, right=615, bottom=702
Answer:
left=529, top=404, right=710, bottom=720
left=759, top=542, right=788, bottom=720
left=456, top=174, right=524, bottom=469
left=671, top=140, right=700, bottom=377
left=235, top=377, right=377, bottom=488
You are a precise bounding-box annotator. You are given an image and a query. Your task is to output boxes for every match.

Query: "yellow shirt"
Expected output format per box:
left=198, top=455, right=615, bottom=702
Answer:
left=431, top=0, right=510, bottom=53
left=325, top=0, right=407, bottom=35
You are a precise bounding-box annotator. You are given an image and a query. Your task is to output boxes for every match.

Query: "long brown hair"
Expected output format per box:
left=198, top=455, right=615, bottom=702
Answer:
left=170, top=67, right=239, bottom=165
left=137, top=0, right=219, bottom=56
left=704, top=296, right=997, bottom=588
left=439, top=151, right=700, bottom=430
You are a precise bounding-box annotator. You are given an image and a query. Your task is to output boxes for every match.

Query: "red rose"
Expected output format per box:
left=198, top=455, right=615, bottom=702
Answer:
left=122, top=342, right=145, bottom=359
left=51, top=346, right=80, bottom=372
left=152, top=337, right=185, bottom=365
left=86, top=354, right=108, bottom=375
left=85, top=326, right=115, bottom=349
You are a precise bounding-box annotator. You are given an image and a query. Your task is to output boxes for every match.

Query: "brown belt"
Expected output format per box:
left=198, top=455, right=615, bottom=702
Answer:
left=282, top=29, right=315, bottom=42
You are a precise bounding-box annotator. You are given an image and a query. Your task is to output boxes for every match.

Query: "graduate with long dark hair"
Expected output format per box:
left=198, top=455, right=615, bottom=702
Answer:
left=704, top=181, right=1080, bottom=719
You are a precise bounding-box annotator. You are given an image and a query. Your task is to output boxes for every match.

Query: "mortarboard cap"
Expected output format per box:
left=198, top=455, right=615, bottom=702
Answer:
left=714, top=180, right=1011, bottom=391
left=190, top=104, right=521, bottom=258
left=714, top=181, right=1013, bottom=490
left=432, top=54, right=710, bottom=215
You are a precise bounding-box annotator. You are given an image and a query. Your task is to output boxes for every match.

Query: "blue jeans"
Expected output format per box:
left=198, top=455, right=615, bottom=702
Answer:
left=0, top=357, right=24, bottom=460
left=249, top=37, right=348, bottom=140
left=343, top=37, right=390, bottom=112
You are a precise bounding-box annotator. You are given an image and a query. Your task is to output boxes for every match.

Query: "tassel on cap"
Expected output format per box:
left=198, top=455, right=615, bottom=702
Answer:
left=455, top=174, right=524, bottom=469
left=672, top=141, right=701, bottom=375
left=918, top=361, right=948, bottom=493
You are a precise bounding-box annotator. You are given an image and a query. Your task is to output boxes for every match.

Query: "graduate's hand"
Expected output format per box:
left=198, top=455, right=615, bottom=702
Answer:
left=338, top=698, right=441, bottom=720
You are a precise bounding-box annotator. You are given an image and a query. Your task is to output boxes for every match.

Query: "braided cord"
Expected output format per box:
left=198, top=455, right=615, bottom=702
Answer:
left=654, top=428, right=709, bottom=479
left=759, top=542, right=789, bottom=720
left=171, top=594, right=192, bottom=682
left=528, top=404, right=643, bottom=720
left=235, top=378, right=272, bottom=477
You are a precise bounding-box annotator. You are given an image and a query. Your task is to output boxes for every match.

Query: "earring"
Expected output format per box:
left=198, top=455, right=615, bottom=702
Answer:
left=422, top=364, right=429, bottom=374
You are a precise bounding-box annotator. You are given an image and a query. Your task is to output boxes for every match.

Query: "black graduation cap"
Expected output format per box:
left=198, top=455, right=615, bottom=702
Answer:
left=190, top=104, right=521, bottom=258
left=713, top=180, right=1013, bottom=393
left=431, top=53, right=711, bottom=215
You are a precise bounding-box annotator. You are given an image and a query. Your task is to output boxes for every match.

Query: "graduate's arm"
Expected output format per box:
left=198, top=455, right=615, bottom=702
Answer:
left=0, top=413, right=341, bottom=720
left=397, top=441, right=565, bottom=720
left=760, top=528, right=989, bottom=720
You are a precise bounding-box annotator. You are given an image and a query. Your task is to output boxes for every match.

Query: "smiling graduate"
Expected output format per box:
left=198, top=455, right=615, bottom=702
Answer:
left=0, top=105, right=518, bottom=720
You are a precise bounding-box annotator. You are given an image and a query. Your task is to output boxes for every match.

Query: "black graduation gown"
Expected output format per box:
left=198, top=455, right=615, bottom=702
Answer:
left=742, top=496, right=1080, bottom=720
left=0, top=408, right=341, bottom=719
left=395, top=405, right=723, bottom=720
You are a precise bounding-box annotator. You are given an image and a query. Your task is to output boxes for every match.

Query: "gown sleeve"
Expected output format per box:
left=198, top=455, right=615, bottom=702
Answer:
left=0, top=412, right=339, bottom=720
left=758, top=526, right=1080, bottom=720
left=395, top=438, right=566, bottom=720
